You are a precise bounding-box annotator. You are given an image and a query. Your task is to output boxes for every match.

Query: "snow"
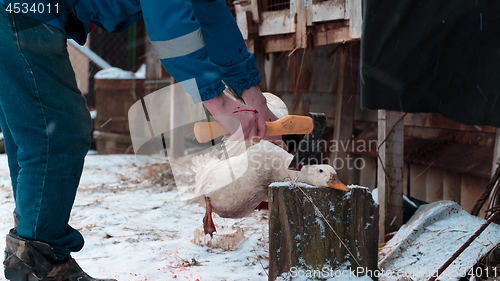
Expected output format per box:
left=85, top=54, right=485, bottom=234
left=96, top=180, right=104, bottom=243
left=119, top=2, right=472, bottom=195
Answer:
left=68, top=39, right=113, bottom=70
left=269, top=182, right=316, bottom=189
left=0, top=154, right=269, bottom=281
left=94, top=64, right=146, bottom=80
left=379, top=201, right=500, bottom=281
left=371, top=188, right=413, bottom=208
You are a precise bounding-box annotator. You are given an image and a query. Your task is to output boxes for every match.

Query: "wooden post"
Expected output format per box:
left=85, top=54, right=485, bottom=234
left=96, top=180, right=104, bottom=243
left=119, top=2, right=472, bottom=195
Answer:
left=169, top=81, right=185, bottom=159
left=493, top=128, right=500, bottom=175
left=345, top=0, right=362, bottom=38
left=359, top=156, right=377, bottom=190
left=295, top=0, right=307, bottom=49
left=409, top=164, right=427, bottom=201
left=426, top=169, right=443, bottom=202
left=461, top=175, right=481, bottom=214
left=332, top=44, right=358, bottom=183
left=377, top=110, right=404, bottom=242
left=403, top=163, right=408, bottom=196
left=145, top=36, right=161, bottom=81
left=443, top=171, right=461, bottom=203
left=269, top=184, right=379, bottom=280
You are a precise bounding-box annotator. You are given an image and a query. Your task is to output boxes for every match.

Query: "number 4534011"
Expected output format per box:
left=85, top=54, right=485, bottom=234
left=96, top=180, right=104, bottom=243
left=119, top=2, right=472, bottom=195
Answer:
left=6, top=3, right=59, bottom=14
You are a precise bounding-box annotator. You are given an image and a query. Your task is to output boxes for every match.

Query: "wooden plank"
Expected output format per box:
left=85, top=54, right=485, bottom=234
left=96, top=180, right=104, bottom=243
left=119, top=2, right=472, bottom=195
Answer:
left=359, top=155, right=377, bottom=190
left=493, top=128, right=500, bottom=174
left=403, top=163, right=408, bottom=196
left=409, top=164, right=427, bottom=201
left=313, top=26, right=352, bottom=47
left=264, top=34, right=295, bottom=52
left=332, top=46, right=355, bottom=183
left=306, top=0, right=312, bottom=26
left=404, top=126, right=497, bottom=148
left=425, top=168, right=443, bottom=202
left=443, top=170, right=461, bottom=203
left=236, top=11, right=249, bottom=40
left=245, top=39, right=254, bottom=53
left=404, top=113, right=497, bottom=133
left=348, top=154, right=361, bottom=185
left=234, top=0, right=259, bottom=22
left=312, top=0, right=345, bottom=23
left=377, top=110, right=405, bottom=241
left=254, top=52, right=267, bottom=92
left=295, top=0, right=307, bottom=49
left=461, top=174, right=482, bottom=214
left=145, top=37, right=161, bottom=80
left=344, top=0, right=362, bottom=38
left=169, top=83, right=185, bottom=159
left=259, top=10, right=295, bottom=36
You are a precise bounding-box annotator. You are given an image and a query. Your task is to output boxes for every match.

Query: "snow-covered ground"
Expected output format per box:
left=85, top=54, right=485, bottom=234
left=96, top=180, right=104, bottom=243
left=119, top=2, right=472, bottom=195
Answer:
left=0, top=154, right=269, bottom=281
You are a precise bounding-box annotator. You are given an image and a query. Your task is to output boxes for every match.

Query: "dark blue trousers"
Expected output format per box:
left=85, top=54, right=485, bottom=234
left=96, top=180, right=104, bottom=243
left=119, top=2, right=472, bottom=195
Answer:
left=0, top=5, right=91, bottom=260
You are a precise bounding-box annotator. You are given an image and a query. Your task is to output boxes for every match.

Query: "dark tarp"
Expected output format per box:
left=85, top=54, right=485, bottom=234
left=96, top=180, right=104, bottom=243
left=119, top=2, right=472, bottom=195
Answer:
left=360, top=0, right=500, bottom=127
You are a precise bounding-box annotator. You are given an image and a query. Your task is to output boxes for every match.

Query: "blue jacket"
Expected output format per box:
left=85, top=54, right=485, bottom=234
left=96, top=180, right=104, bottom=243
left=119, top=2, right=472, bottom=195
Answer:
left=0, top=0, right=260, bottom=101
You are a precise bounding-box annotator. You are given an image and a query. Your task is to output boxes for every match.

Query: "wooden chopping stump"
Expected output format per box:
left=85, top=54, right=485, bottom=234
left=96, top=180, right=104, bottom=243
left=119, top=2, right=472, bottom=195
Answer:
left=269, top=184, right=379, bottom=280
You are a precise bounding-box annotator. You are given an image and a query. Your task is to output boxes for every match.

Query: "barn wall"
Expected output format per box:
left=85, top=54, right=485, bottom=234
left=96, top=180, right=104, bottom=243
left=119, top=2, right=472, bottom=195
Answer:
left=264, top=41, right=495, bottom=216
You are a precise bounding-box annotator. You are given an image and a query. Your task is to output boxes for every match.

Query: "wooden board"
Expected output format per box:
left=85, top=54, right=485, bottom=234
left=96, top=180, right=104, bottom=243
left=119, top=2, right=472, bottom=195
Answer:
left=344, top=0, right=362, bottom=38
left=311, top=0, right=345, bottom=23
left=259, top=10, right=295, bottom=36
left=443, top=170, right=461, bottom=203
left=377, top=110, right=405, bottom=241
left=264, top=34, right=296, bottom=53
left=493, top=128, right=500, bottom=174
left=425, top=169, right=443, bottom=202
left=409, top=164, right=427, bottom=201
left=313, top=26, right=352, bottom=47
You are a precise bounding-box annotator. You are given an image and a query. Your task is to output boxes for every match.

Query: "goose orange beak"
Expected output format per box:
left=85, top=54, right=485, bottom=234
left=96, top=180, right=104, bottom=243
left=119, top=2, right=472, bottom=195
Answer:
left=327, top=173, right=349, bottom=191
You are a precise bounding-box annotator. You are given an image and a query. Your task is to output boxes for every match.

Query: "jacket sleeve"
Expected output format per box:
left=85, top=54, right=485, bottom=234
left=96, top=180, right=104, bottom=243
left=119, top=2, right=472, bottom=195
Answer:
left=140, top=0, right=225, bottom=102
left=190, top=0, right=261, bottom=97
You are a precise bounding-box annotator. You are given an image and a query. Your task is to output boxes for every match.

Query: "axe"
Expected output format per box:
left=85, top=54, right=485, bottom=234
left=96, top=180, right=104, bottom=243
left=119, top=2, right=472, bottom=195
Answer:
left=193, top=115, right=314, bottom=143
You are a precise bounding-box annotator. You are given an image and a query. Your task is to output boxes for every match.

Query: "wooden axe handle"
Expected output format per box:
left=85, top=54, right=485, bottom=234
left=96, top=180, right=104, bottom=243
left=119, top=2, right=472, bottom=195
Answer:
left=194, top=115, right=313, bottom=143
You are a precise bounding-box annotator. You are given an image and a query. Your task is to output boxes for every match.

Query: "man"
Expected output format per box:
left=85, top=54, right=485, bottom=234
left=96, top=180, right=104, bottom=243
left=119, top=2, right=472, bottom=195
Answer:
left=0, top=0, right=282, bottom=280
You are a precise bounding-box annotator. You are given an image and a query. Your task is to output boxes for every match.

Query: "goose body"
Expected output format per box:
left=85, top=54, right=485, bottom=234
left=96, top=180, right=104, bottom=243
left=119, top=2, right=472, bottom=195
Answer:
left=191, top=140, right=348, bottom=220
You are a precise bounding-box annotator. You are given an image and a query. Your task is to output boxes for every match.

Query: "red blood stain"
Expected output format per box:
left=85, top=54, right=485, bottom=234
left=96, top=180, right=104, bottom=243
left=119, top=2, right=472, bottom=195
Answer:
left=232, top=109, right=258, bottom=114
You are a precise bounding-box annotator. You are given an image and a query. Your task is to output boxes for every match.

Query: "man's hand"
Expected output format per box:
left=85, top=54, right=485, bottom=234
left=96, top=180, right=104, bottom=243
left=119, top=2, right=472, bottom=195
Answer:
left=202, top=85, right=287, bottom=149
left=240, top=86, right=287, bottom=149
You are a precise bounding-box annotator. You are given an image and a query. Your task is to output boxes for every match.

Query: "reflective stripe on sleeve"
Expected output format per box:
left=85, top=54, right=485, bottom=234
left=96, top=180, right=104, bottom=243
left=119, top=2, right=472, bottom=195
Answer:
left=151, top=28, right=206, bottom=59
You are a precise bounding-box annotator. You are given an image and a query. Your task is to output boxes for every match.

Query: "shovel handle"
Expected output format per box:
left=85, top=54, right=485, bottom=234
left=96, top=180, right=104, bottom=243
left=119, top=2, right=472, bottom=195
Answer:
left=194, top=115, right=313, bottom=143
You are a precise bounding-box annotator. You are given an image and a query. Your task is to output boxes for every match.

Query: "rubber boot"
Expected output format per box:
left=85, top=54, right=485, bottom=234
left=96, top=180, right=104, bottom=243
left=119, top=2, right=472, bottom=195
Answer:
left=4, top=229, right=116, bottom=281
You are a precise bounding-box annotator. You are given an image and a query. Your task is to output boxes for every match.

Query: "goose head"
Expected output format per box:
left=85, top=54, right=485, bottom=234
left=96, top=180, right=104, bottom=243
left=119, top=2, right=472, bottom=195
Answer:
left=298, top=165, right=349, bottom=191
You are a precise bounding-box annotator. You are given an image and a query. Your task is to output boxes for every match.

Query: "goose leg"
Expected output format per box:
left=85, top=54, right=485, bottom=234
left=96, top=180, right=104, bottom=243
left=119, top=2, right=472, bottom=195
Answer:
left=203, top=197, right=217, bottom=237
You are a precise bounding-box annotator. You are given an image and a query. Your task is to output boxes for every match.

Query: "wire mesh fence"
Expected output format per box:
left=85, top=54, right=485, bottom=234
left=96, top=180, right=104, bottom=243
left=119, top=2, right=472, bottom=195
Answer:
left=68, top=19, right=146, bottom=110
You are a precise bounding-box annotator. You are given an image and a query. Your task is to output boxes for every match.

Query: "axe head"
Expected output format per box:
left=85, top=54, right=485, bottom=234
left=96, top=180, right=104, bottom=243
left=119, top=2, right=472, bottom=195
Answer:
left=287, top=113, right=327, bottom=171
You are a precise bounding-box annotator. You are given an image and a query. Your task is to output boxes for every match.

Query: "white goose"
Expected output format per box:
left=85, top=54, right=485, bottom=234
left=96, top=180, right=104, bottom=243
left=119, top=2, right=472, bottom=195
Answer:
left=191, top=92, right=348, bottom=235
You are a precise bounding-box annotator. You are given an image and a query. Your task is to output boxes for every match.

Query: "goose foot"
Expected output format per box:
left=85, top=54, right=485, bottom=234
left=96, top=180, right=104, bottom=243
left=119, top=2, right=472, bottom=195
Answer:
left=203, top=197, right=216, bottom=237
